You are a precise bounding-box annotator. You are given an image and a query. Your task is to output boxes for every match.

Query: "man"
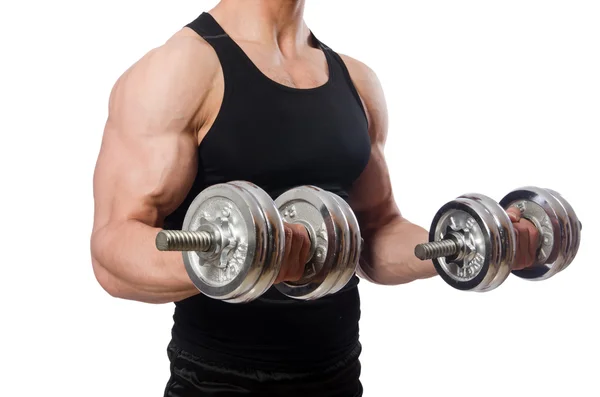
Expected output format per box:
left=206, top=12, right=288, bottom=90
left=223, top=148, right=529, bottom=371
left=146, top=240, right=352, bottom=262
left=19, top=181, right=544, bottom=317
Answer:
left=91, top=1, right=538, bottom=395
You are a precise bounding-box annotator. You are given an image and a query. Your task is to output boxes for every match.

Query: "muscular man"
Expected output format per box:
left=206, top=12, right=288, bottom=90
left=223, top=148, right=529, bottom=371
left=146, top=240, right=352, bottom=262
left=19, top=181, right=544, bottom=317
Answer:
left=91, top=1, right=538, bottom=395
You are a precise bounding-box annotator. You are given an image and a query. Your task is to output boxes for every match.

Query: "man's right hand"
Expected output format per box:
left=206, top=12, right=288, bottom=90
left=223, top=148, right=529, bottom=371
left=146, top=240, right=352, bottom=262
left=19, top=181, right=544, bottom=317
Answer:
left=274, top=223, right=312, bottom=284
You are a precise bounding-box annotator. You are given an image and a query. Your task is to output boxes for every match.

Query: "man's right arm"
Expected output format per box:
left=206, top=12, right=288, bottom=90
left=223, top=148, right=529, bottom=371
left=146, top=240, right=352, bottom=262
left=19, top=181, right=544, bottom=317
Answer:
left=90, top=36, right=219, bottom=304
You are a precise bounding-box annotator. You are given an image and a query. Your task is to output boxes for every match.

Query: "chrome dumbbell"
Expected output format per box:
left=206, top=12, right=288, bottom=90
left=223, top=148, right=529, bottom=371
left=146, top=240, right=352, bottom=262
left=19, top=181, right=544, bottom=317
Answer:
left=415, top=187, right=582, bottom=291
left=155, top=181, right=361, bottom=303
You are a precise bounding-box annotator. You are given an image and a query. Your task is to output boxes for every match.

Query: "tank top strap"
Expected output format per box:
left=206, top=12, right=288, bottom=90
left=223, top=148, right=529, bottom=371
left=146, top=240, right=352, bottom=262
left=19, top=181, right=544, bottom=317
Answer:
left=186, top=12, right=227, bottom=39
left=185, top=12, right=247, bottom=81
left=185, top=12, right=366, bottom=122
left=310, top=32, right=368, bottom=123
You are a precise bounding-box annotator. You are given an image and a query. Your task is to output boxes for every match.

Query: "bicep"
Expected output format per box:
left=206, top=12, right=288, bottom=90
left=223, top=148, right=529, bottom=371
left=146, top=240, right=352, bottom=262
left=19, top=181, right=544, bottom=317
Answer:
left=349, top=135, right=399, bottom=232
left=92, top=113, right=198, bottom=230
left=92, top=44, right=211, bottom=232
left=342, top=56, right=401, bottom=233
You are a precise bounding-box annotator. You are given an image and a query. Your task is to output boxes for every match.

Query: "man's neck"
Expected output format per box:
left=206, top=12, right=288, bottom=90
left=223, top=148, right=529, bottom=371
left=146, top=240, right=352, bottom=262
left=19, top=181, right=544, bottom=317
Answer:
left=210, top=0, right=309, bottom=55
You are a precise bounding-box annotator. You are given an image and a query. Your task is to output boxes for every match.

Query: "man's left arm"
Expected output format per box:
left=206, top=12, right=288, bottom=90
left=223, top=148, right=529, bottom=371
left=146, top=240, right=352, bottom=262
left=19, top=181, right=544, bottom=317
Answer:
left=341, top=55, right=538, bottom=285
left=340, top=55, right=437, bottom=285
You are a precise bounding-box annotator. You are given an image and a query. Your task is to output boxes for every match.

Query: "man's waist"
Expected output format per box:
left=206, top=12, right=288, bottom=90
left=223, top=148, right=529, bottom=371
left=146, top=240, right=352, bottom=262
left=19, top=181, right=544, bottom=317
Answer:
left=170, top=326, right=360, bottom=373
left=170, top=281, right=361, bottom=370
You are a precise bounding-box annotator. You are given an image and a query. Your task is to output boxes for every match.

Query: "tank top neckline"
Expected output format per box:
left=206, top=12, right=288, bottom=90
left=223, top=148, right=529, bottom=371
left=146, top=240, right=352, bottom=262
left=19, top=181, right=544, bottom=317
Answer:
left=201, top=12, right=335, bottom=94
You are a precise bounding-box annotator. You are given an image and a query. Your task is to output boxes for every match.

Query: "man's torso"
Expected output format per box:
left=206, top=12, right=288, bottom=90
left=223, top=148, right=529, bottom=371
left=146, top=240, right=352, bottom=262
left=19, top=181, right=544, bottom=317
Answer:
left=162, top=12, right=371, bottom=373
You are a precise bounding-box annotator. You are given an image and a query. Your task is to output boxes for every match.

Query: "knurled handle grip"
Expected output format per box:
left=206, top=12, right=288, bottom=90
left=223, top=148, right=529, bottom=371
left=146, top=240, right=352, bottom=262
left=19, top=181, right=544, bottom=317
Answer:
left=156, top=230, right=214, bottom=252
left=414, top=239, right=459, bottom=260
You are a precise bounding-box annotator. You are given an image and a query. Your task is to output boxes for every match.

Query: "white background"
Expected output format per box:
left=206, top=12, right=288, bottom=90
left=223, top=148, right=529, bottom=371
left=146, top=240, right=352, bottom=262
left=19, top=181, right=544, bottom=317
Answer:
left=1, top=1, right=599, bottom=396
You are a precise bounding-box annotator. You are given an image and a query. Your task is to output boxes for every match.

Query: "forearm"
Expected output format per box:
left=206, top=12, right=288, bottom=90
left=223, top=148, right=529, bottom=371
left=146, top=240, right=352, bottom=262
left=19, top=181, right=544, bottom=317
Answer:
left=359, top=216, right=438, bottom=285
left=91, top=220, right=198, bottom=304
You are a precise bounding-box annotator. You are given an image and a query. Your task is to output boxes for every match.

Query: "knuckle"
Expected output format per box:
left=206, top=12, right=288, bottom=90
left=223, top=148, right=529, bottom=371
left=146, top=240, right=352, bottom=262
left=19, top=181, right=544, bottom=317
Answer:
left=301, top=233, right=311, bottom=246
left=285, top=227, right=294, bottom=239
left=293, top=226, right=304, bottom=239
left=291, top=232, right=301, bottom=244
left=531, top=225, right=540, bottom=237
left=285, top=230, right=294, bottom=246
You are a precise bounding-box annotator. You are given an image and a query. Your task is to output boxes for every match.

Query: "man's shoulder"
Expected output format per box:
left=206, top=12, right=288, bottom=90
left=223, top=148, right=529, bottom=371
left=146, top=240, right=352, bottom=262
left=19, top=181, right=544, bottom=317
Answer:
left=115, top=29, right=220, bottom=93
left=105, top=28, right=224, bottom=136
left=336, top=54, right=387, bottom=132
left=109, top=29, right=221, bottom=114
left=137, top=29, right=219, bottom=79
left=338, top=54, right=379, bottom=85
left=163, top=28, right=219, bottom=61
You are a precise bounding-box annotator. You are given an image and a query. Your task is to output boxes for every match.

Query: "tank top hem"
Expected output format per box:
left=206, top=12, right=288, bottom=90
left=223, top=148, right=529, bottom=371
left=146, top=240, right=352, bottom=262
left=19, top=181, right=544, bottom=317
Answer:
left=171, top=329, right=361, bottom=373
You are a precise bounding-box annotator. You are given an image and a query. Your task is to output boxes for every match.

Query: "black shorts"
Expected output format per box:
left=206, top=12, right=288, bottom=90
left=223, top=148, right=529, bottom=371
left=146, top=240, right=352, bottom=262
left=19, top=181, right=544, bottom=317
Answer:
left=163, top=340, right=363, bottom=397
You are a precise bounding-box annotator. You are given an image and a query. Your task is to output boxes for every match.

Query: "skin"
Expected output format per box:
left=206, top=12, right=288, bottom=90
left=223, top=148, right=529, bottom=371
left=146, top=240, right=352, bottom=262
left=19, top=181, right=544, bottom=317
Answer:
left=90, top=0, right=539, bottom=303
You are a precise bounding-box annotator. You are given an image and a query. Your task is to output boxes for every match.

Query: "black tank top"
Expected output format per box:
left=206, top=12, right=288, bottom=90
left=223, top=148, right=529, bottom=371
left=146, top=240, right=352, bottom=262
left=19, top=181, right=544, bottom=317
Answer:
left=163, top=12, right=371, bottom=371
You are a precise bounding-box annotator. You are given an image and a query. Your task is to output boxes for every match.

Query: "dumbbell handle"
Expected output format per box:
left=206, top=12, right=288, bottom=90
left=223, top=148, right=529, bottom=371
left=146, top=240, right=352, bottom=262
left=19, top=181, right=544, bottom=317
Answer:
left=414, top=239, right=459, bottom=261
left=414, top=220, right=583, bottom=261
left=156, top=230, right=214, bottom=252
left=156, top=226, right=319, bottom=258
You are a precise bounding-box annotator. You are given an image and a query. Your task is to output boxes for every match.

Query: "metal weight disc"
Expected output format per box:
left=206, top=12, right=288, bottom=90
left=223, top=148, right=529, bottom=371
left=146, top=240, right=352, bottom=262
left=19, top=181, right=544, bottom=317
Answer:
left=546, top=189, right=581, bottom=273
left=459, top=193, right=517, bottom=292
left=317, top=193, right=352, bottom=297
left=327, top=192, right=362, bottom=295
left=182, top=182, right=264, bottom=302
left=430, top=196, right=507, bottom=291
left=228, top=181, right=286, bottom=302
left=499, top=187, right=571, bottom=281
left=274, top=186, right=348, bottom=300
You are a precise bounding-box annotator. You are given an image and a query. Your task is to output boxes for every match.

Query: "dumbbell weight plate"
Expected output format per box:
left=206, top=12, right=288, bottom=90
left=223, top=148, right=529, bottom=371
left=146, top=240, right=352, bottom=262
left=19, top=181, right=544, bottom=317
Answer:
left=327, top=192, right=362, bottom=295
left=460, top=193, right=517, bottom=292
left=274, top=186, right=350, bottom=300
left=430, top=195, right=515, bottom=291
left=229, top=181, right=287, bottom=301
left=546, top=189, right=581, bottom=273
left=499, top=187, right=575, bottom=281
left=182, top=182, right=282, bottom=303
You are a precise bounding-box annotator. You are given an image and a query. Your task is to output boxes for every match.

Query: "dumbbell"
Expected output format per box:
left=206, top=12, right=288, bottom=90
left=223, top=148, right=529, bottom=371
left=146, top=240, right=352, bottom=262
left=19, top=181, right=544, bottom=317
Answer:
left=414, top=187, right=582, bottom=291
left=155, top=181, right=362, bottom=303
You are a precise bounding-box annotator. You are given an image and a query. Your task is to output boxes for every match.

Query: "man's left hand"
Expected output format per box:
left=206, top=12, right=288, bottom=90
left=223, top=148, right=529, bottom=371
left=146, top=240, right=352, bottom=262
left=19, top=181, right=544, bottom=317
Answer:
left=506, top=207, right=540, bottom=270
